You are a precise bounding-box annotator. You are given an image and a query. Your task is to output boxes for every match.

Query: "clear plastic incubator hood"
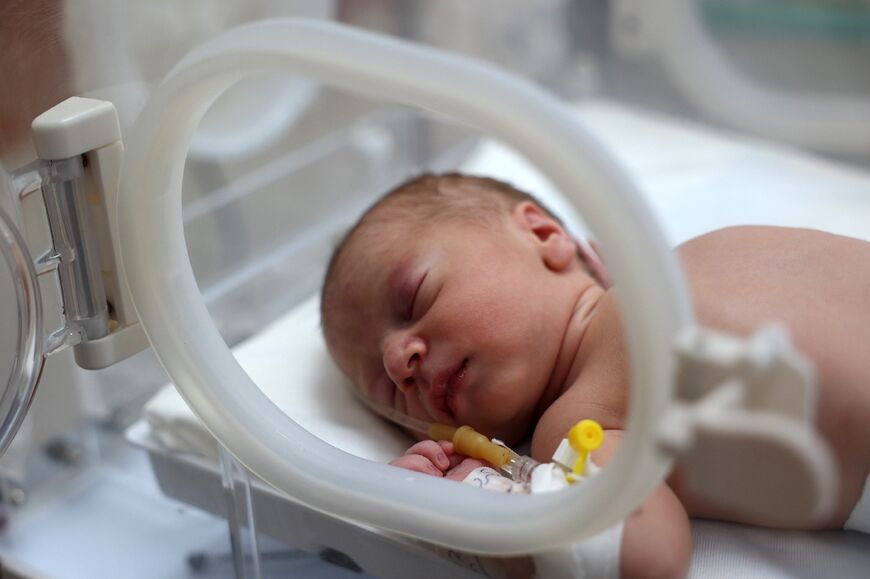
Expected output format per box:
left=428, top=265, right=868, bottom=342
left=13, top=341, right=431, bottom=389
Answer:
left=1, top=19, right=837, bottom=555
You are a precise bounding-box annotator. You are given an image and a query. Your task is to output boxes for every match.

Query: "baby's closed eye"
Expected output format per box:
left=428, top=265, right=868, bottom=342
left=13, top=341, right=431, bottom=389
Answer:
left=412, top=273, right=443, bottom=322
left=407, top=271, right=427, bottom=320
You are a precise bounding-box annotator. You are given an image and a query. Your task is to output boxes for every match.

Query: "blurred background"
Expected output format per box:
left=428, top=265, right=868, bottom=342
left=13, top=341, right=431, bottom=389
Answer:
left=0, top=1, right=868, bottom=577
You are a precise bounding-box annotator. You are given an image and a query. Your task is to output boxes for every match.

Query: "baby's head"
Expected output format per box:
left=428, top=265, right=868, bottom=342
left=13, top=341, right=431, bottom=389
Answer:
left=321, top=173, right=604, bottom=443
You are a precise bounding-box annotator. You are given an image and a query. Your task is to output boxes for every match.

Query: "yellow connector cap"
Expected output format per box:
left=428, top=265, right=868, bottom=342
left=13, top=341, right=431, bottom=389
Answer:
left=568, top=419, right=603, bottom=476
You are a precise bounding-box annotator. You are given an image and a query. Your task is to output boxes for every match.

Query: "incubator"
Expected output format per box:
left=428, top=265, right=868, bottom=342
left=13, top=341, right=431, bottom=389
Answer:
left=1, top=2, right=870, bottom=578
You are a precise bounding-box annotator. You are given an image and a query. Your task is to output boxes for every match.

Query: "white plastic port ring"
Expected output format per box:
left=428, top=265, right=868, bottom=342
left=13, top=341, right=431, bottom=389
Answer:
left=0, top=207, right=44, bottom=457
left=118, top=19, right=692, bottom=554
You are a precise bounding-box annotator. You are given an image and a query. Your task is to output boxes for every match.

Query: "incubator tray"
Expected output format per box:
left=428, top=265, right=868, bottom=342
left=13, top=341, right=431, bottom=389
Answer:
left=125, top=421, right=493, bottom=579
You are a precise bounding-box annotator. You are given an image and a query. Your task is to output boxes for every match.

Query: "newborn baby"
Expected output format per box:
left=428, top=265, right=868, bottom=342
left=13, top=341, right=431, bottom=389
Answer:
left=320, top=173, right=870, bottom=579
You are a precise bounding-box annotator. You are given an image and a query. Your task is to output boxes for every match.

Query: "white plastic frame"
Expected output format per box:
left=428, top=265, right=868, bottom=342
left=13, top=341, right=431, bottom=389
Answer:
left=118, top=19, right=692, bottom=554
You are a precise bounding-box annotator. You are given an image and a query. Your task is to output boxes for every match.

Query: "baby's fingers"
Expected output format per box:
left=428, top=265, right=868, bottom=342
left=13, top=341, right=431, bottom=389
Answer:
left=446, top=457, right=487, bottom=481
left=403, top=440, right=450, bottom=470
left=390, top=454, right=444, bottom=477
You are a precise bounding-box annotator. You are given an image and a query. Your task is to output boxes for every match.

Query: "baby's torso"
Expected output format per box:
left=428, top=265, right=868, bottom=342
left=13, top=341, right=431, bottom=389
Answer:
left=536, top=226, right=870, bottom=529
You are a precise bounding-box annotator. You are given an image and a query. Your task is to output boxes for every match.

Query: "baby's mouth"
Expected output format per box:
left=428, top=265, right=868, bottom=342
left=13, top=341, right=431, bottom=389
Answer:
left=445, top=358, right=469, bottom=417
left=430, top=358, right=469, bottom=420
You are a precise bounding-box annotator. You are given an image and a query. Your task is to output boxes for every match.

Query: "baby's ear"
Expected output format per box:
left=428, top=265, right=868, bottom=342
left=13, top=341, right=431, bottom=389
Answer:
left=511, top=202, right=575, bottom=272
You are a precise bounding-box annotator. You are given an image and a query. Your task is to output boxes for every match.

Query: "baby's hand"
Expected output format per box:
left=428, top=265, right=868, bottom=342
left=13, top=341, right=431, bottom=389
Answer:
left=390, top=440, right=485, bottom=480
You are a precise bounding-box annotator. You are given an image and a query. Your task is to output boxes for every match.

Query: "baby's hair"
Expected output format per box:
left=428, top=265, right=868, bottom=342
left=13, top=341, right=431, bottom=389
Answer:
left=320, top=172, right=568, bottom=332
left=359, top=172, right=566, bottom=228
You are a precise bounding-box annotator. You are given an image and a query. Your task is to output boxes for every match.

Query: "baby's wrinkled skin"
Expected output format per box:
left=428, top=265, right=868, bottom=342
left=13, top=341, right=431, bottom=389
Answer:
left=323, top=187, right=870, bottom=579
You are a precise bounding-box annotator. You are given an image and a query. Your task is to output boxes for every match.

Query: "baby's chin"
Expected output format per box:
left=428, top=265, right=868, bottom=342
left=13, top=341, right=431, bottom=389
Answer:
left=462, top=384, right=540, bottom=443
left=469, top=414, right=533, bottom=447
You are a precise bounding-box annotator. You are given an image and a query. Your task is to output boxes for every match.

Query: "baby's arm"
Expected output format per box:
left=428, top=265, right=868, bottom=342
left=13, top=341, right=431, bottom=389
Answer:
left=392, top=437, right=690, bottom=579
left=621, top=485, right=691, bottom=579
left=599, top=431, right=692, bottom=579
left=535, top=422, right=692, bottom=579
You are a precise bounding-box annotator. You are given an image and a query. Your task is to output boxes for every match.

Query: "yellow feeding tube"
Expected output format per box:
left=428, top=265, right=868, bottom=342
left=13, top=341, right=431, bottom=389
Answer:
left=429, top=424, right=513, bottom=469
left=357, top=394, right=539, bottom=481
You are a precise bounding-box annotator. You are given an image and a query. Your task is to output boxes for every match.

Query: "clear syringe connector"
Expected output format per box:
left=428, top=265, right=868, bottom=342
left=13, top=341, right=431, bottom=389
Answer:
left=501, top=452, right=541, bottom=484
left=493, top=442, right=540, bottom=484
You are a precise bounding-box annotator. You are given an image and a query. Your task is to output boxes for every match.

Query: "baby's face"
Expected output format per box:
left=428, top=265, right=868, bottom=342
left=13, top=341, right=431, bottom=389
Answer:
left=325, top=207, right=586, bottom=443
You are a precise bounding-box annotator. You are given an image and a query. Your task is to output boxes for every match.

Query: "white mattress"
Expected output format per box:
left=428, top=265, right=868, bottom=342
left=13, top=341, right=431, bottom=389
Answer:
left=142, top=100, right=870, bottom=578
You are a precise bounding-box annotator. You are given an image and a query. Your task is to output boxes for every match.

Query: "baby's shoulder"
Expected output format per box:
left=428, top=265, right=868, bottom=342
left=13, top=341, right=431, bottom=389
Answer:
left=530, top=292, right=631, bottom=460
left=678, top=226, right=870, bottom=325
left=678, top=225, right=869, bottom=264
left=530, top=386, right=625, bottom=463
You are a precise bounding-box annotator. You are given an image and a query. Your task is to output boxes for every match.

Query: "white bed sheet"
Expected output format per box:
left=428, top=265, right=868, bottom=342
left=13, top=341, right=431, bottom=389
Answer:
left=462, top=101, right=870, bottom=248
left=144, top=294, right=407, bottom=464
left=143, top=100, right=870, bottom=578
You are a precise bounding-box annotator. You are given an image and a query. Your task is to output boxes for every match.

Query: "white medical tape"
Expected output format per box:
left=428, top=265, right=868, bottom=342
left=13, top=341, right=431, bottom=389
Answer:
left=462, top=466, right=529, bottom=494
left=534, top=522, right=623, bottom=579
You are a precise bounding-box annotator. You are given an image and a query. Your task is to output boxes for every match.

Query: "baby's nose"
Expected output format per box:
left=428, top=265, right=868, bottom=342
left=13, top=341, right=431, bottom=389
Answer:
left=383, top=334, right=426, bottom=392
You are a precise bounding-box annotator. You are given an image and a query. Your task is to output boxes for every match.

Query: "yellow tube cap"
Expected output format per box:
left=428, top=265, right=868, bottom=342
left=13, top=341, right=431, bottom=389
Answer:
left=568, top=419, right=603, bottom=476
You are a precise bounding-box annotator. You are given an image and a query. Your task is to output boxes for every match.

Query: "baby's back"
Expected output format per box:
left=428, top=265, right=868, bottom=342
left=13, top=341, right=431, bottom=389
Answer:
left=675, top=225, right=870, bottom=527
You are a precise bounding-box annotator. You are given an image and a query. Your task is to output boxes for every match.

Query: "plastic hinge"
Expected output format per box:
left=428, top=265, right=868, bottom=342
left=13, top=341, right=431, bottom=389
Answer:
left=23, top=97, right=147, bottom=368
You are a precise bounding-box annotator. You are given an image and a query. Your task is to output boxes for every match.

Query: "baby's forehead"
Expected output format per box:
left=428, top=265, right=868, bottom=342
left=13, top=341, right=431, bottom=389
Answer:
left=326, top=225, right=413, bottom=322
left=329, top=191, right=516, bottom=295
left=336, top=222, right=408, bottom=278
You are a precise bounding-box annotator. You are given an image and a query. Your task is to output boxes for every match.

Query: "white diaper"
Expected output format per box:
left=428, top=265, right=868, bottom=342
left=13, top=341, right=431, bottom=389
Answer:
left=535, top=522, right=623, bottom=579
left=845, top=472, right=870, bottom=533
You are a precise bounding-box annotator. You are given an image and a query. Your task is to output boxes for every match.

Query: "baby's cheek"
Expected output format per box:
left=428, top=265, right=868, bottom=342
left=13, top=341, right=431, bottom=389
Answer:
left=403, top=392, right=433, bottom=421
left=365, top=374, right=395, bottom=407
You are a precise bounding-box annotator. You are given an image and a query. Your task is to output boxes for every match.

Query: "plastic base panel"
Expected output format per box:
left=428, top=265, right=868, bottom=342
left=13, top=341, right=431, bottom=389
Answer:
left=126, top=421, right=498, bottom=579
